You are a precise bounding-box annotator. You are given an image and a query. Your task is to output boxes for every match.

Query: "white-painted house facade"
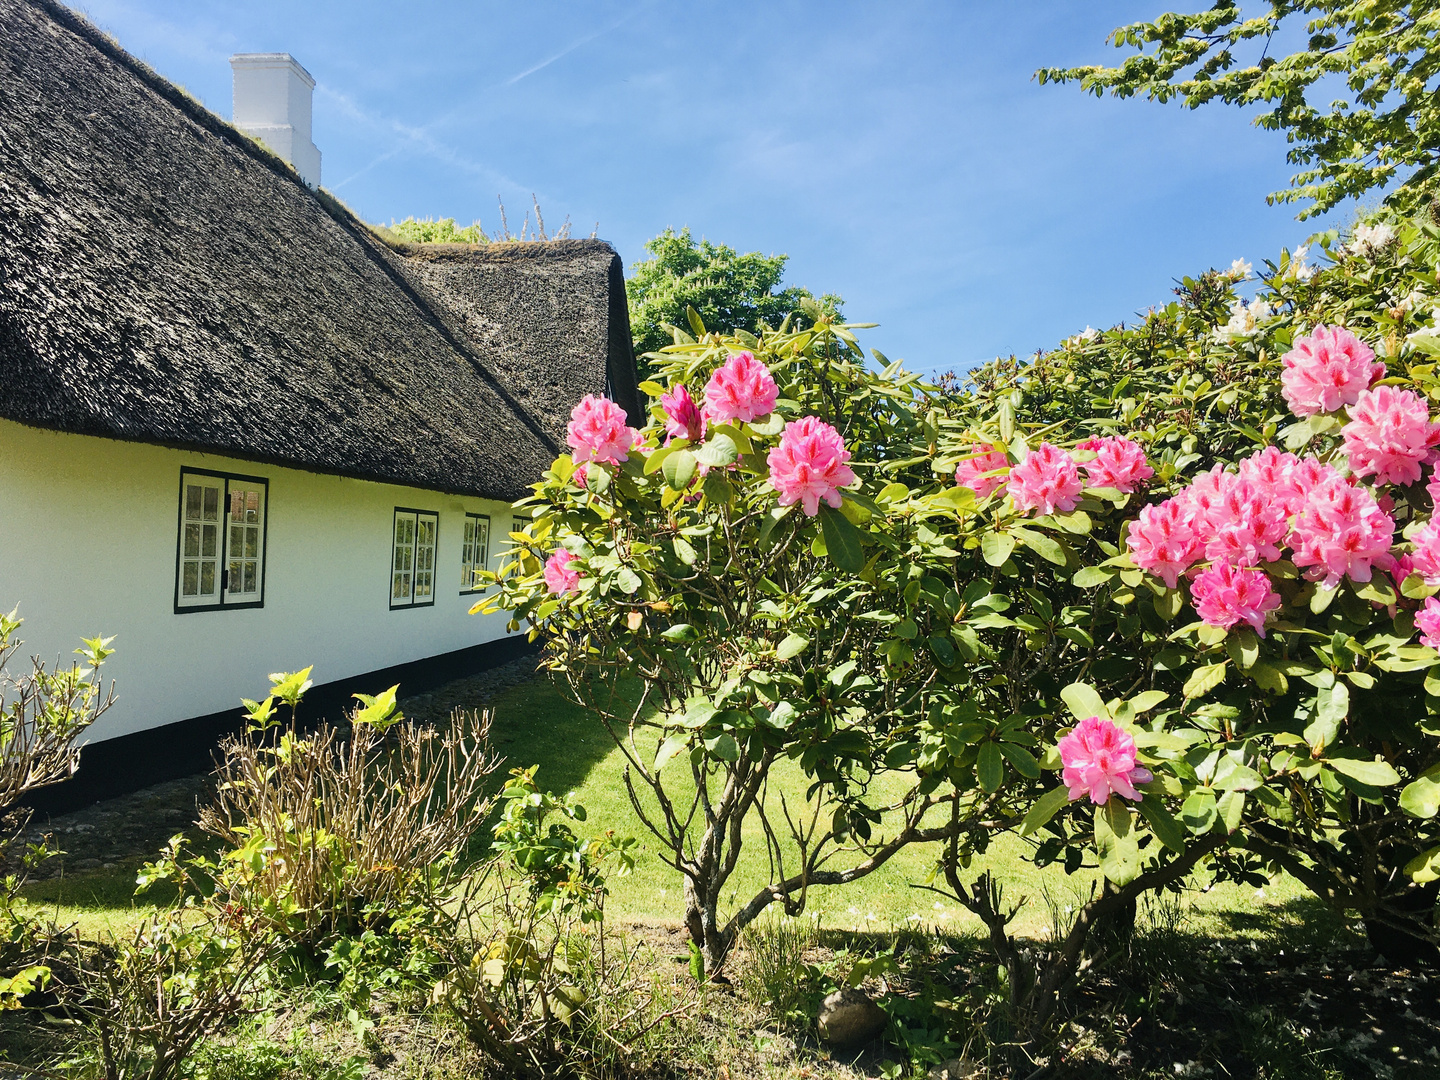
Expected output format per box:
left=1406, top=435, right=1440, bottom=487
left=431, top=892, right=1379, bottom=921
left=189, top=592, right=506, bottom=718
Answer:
left=0, top=0, right=640, bottom=807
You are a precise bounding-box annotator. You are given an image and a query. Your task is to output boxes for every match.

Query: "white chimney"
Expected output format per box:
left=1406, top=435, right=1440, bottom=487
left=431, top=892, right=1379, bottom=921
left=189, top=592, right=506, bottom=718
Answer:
left=229, top=53, right=321, bottom=189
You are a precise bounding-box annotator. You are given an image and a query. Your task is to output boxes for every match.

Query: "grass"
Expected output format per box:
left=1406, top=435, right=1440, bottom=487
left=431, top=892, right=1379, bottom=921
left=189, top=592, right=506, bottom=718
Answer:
left=17, top=671, right=1350, bottom=945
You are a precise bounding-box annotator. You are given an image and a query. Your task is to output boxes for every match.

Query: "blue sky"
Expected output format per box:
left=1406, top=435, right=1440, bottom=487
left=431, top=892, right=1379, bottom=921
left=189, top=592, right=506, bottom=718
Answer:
left=77, top=0, right=1354, bottom=375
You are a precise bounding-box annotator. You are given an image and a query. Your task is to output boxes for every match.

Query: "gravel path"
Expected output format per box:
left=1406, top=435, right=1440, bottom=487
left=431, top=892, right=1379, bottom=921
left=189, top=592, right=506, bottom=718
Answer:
left=14, top=653, right=541, bottom=878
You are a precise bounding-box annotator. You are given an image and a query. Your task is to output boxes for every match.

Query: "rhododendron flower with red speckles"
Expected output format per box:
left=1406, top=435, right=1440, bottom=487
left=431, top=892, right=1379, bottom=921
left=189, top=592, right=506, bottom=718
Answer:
left=1417, top=596, right=1440, bottom=649
left=1126, top=499, right=1204, bottom=588
left=660, top=384, right=705, bottom=443
left=1409, top=520, right=1440, bottom=585
left=543, top=549, right=580, bottom=595
left=1077, top=436, right=1153, bottom=493
left=1006, top=442, right=1083, bottom=516
left=566, top=395, right=637, bottom=465
left=1237, top=447, right=1306, bottom=516
left=1196, top=473, right=1289, bottom=567
left=1059, top=717, right=1153, bottom=804
left=1280, top=324, right=1384, bottom=417
left=701, top=352, right=779, bottom=425
left=767, top=417, right=856, bottom=517
left=1190, top=563, right=1282, bottom=637
left=1342, top=385, right=1440, bottom=487
left=953, top=444, right=1010, bottom=498
left=1289, top=475, right=1396, bottom=588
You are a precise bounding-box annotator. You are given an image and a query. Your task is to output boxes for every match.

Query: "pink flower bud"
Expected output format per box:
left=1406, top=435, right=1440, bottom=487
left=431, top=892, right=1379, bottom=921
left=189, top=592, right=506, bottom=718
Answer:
left=660, top=384, right=705, bottom=443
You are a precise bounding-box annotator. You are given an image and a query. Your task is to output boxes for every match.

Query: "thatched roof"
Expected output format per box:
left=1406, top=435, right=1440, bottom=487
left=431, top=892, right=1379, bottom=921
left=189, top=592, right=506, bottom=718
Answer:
left=0, top=0, right=637, bottom=502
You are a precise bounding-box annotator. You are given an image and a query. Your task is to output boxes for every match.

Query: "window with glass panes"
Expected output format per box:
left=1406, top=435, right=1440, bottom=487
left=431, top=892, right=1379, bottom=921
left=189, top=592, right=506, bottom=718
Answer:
left=176, top=470, right=267, bottom=611
left=461, top=513, right=489, bottom=594
left=391, top=509, right=438, bottom=608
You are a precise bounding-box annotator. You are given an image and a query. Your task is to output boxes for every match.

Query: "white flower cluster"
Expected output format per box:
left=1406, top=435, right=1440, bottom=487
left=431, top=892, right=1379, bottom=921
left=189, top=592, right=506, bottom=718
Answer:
left=1214, top=295, right=1274, bottom=342
left=1063, top=325, right=1101, bottom=348
left=1288, top=243, right=1316, bottom=281
left=1348, top=222, right=1397, bottom=257
left=1226, top=257, right=1252, bottom=280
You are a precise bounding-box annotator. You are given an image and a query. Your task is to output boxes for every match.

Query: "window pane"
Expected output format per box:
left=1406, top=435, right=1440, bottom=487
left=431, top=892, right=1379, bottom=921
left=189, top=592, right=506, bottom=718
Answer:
left=186, top=485, right=202, bottom=519
left=183, top=524, right=200, bottom=558
left=200, top=562, right=215, bottom=595
left=229, top=560, right=240, bottom=589
left=203, top=486, right=219, bottom=520
left=245, top=529, right=258, bottom=558
left=244, top=563, right=257, bottom=593
left=202, top=524, right=217, bottom=557
left=183, top=561, right=199, bottom=596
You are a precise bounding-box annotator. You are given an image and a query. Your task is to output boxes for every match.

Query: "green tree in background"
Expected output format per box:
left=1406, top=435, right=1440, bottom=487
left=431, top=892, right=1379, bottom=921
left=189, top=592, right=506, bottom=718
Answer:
left=1038, top=1, right=1440, bottom=218
left=626, top=227, right=843, bottom=360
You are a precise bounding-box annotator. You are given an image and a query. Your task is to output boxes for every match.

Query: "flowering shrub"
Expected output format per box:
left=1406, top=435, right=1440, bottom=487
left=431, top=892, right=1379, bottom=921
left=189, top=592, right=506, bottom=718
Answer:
left=488, top=213, right=1440, bottom=1023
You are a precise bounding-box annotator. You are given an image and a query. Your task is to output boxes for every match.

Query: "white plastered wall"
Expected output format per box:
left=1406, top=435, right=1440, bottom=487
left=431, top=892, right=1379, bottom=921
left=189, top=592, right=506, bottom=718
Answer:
left=0, top=419, right=522, bottom=742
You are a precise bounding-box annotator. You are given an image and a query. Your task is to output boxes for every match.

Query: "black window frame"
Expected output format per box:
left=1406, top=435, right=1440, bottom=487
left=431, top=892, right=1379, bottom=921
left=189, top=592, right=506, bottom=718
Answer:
left=173, top=467, right=270, bottom=615
left=390, top=507, right=439, bottom=610
left=460, top=512, right=491, bottom=596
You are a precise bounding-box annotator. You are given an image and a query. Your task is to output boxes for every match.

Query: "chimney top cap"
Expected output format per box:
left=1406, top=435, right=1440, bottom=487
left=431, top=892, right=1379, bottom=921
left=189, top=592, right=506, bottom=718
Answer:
left=229, top=53, right=315, bottom=88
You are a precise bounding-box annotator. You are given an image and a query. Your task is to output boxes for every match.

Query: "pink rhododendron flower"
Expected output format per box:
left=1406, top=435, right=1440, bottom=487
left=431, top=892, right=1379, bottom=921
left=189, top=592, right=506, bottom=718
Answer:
left=1206, top=474, right=1289, bottom=567
left=660, top=384, right=705, bottom=443
left=1126, top=499, right=1204, bottom=589
left=702, top=351, right=779, bottom=425
left=1342, top=385, right=1440, bottom=487
left=1190, top=563, right=1282, bottom=637
left=1078, top=436, right=1153, bottom=493
left=543, top=548, right=580, bottom=595
left=767, top=416, right=856, bottom=517
left=1280, top=324, right=1384, bottom=417
left=1006, top=443, right=1083, bottom=516
left=954, top=444, right=1011, bottom=498
left=1410, top=520, right=1440, bottom=585
left=1417, top=596, right=1440, bottom=650
left=1290, top=475, right=1396, bottom=588
left=572, top=463, right=589, bottom=489
left=1175, top=465, right=1230, bottom=525
left=1427, top=467, right=1440, bottom=508
left=1238, top=447, right=1306, bottom=516
left=1059, top=717, right=1153, bottom=805
left=1390, top=552, right=1417, bottom=592
left=566, top=394, right=637, bottom=465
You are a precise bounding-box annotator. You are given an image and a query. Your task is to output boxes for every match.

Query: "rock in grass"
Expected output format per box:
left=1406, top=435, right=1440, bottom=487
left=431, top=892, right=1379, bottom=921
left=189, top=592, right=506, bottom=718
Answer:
left=816, top=987, right=887, bottom=1047
left=927, top=1059, right=981, bottom=1080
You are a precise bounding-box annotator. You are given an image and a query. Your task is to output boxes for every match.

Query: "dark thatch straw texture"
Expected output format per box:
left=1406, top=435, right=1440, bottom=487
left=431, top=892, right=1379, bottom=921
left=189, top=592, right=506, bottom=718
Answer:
left=0, top=0, right=637, bottom=502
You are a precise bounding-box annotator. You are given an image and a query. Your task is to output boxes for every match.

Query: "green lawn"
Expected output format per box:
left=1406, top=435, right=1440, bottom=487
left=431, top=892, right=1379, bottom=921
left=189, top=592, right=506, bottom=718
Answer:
left=19, top=671, right=1359, bottom=949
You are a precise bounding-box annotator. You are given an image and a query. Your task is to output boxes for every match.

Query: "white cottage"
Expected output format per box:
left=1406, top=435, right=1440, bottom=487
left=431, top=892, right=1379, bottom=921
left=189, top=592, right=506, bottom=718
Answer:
left=0, top=0, right=640, bottom=808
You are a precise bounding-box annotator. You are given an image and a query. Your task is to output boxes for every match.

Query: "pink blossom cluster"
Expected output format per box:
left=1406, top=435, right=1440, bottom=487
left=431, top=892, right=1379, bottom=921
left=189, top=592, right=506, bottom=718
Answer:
left=1077, top=436, right=1153, bottom=493
left=660, top=384, right=705, bottom=443
left=1408, top=521, right=1440, bottom=585
left=1059, top=717, right=1153, bottom=804
left=1126, top=447, right=1399, bottom=628
left=1007, top=443, right=1084, bottom=516
left=1280, top=324, right=1385, bottom=417
left=566, top=395, right=638, bottom=465
left=1417, top=597, right=1440, bottom=649
left=543, top=548, right=580, bottom=595
left=954, top=444, right=1011, bottom=498
left=1341, top=385, right=1440, bottom=487
left=702, top=352, right=779, bottom=425
left=767, top=416, right=856, bottom=517
left=1190, top=564, right=1281, bottom=637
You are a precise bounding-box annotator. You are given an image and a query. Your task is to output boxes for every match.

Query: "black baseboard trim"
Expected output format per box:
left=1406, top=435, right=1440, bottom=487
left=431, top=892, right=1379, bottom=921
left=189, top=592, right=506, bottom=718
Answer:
left=24, top=634, right=537, bottom=816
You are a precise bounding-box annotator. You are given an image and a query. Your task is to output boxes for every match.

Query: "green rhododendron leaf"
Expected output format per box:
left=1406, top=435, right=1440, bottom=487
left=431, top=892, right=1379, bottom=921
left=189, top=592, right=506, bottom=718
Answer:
left=704, top=732, right=740, bottom=762
left=662, top=450, right=697, bottom=490
left=1061, top=682, right=1110, bottom=724
left=981, top=531, right=1015, bottom=567
left=1013, top=527, right=1067, bottom=566
left=1095, top=800, right=1140, bottom=885
left=654, top=735, right=689, bottom=772
left=977, top=741, right=1005, bottom=792
left=694, top=434, right=739, bottom=469
left=1401, top=573, right=1437, bottom=600
left=1179, top=791, right=1218, bottom=834
left=1406, top=845, right=1440, bottom=884
left=1250, top=660, right=1288, bottom=695
left=1137, top=796, right=1186, bottom=853
left=1400, top=776, right=1440, bottom=819
left=818, top=503, right=865, bottom=572
left=1183, top=662, right=1228, bottom=699
left=1216, top=790, right=1246, bottom=833
left=1326, top=755, right=1400, bottom=787
left=671, top=537, right=698, bottom=566
left=1071, top=566, right=1111, bottom=588
left=1153, top=587, right=1183, bottom=620
left=1021, top=785, right=1071, bottom=836
left=616, top=568, right=642, bottom=594
left=999, top=741, right=1041, bottom=779
left=776, top=633, right=809, bottom=661
left=1304, top=683, right=1349, bottom=751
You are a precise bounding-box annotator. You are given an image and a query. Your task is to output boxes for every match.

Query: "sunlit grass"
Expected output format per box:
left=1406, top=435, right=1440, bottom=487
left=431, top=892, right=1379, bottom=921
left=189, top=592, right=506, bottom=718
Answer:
left=17, top=671, right=1359, bottom=949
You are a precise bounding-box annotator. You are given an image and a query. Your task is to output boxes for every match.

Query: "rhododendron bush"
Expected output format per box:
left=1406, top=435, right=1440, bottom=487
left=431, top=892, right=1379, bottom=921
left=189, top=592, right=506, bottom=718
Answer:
left=483, top=214, right=1440, bottom=1019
